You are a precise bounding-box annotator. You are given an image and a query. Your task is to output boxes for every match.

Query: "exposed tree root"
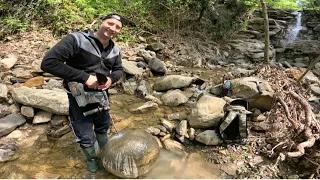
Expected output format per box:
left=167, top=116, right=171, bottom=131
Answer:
left=252, top=64, right=320, bottom=159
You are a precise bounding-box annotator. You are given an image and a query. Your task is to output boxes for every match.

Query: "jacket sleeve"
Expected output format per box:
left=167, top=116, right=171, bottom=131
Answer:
left=109, top=52, right=123, bottom=84
left=40, top=34, right=90, bottom=83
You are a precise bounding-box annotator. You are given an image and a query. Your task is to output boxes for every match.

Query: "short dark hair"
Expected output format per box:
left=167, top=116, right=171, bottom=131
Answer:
left=102, top=14, right=124, bottom=25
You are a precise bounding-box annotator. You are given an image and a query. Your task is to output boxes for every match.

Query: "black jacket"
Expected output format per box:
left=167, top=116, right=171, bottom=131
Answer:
left=41, top=29, right=123, bottom=88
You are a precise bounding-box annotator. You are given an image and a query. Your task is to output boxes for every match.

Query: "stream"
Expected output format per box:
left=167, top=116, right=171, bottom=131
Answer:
left=0, top=68, right=228, bottom=179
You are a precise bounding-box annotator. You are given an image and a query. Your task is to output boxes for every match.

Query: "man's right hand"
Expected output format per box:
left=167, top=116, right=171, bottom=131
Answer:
left=85, top=75, right=99, bottom=89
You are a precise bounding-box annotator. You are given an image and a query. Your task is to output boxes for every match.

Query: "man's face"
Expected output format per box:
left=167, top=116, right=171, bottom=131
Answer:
left=99, top=18, right=122, bottom=39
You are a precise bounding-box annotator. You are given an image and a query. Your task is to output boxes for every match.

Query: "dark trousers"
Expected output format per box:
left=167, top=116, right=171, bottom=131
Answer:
left=67, top=93, right=110, bottom=147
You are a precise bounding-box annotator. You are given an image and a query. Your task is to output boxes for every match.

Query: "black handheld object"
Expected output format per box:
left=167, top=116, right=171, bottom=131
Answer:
left=96, top=72, right=108, bottom=84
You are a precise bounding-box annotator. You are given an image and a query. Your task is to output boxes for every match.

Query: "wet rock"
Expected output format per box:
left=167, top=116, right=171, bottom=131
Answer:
left=112, top=119, right=133, bottom=133
left=122, top=80, right=137, bottom=95
left=46, top=125, right=71, bottom=138
left=154, top=125, right=167, bottom=133
left=195, top=130, right=222, bottom=145
left=11, top=86, right=68, bottom=115
left=0, top=104, right=10, bottom=118
left=161, top=89, right=189, bottom=107
left=147, top=126, right=161, bottom=135
left=101, top=128, right=160, bottom=178
left=163, top=139, right=187, bottom=157
left=0, top=143, right=19, bottom=162
left=188, top=94, right=226, bottom=128
left=167, top=111, right=187, bottom=120
left=160, top=119, right=175, bottom=132
left=145, top=94, right=162, bottom=105
left=20, top=105, right=34, bottom=118
left=176, top=120, right=188, bottom=136
left=148, top=58, right=167, bottom=75
left=122, top=59, right=143, bottom=76
left=0, top=113, right=26, bottom=137
left=129, top=101, right=158, bottom=114
left=153, top=75, right=202, bottom=92
left=136, top=80, right=149, bottom=98
left=161, top=134, right=171, bottom=142
left=22, top=76, right=45, bottom=88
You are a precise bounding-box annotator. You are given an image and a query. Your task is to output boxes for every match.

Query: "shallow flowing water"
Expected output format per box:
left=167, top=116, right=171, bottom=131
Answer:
left=0, top=68, right=228, bottom=178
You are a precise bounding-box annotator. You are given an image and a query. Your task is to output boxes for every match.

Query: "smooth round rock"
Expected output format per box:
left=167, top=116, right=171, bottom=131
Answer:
left=101, top=128, right=160, bottom=178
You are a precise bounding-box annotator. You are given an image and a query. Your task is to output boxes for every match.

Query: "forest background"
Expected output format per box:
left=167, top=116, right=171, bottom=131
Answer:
left=1, top=0, right=319, bottom=42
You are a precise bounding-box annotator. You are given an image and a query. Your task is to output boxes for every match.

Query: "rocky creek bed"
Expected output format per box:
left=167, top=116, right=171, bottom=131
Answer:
left=1, top=8, right=320, bottom=179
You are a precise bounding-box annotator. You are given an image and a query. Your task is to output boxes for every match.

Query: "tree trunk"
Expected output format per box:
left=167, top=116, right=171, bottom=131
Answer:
left=260, top=0, right=270, bottom=63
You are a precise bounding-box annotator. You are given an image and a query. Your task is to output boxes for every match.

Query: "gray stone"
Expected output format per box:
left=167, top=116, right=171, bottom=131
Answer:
left=33, top=111, right=52, bottom=124
left=0, top=143, right=19, bottom=162
left=0, top=113, right=26, bottom=137
left=146, top=42, right=165, bottom=52
left=188, top=94, right=226, bottom=128
left=129, top=101, right=158, bottom=114
left=161, top=89, right=189, bottom=107
left=162, top=139, right=187, bottom=157
left=0, top=104, right=10, bottom=118
left=148, top=58, right=167, bottom=75
left=11, top=86, right=68, bottom=115
left=20, top=105, right=34, bottom=118
left=176, top=120, right=188, bottom=136
left=153, top=75, right=200, bottom=91
left=195, top=130, right=222, bottom=145
left=51, top=115, right=68, bottom=127
left=137, top=49, right=156, bottom=62
left=122, top=59, right=143, bottom=76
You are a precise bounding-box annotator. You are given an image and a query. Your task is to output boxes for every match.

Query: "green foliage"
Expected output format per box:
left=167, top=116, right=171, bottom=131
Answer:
left=0, top=0, right=254, bottom=41
left=266, top=0, right=300, bottom=9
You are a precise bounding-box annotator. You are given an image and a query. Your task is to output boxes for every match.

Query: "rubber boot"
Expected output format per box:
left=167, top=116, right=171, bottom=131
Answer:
left=81, top=146, right=99, bottom=173
left=96, top=133, right=108, bottom=151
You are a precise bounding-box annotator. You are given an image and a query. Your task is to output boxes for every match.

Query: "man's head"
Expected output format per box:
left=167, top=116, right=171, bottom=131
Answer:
left=97, top=14, right=123, bottom=39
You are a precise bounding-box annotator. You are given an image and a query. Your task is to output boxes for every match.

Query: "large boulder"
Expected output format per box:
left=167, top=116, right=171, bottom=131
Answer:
left=101, top=128, right=160, bottom=178
left=11, top=86, right=68, bottom=115
left=188, top=94, right=226, bottom=129
left=230, top=77, right=275, bottom=111
left=153, top=75, right=203, bottom=92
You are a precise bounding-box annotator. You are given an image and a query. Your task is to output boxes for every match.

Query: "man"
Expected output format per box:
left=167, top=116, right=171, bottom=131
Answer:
left=41, top=14, right=124, bottom=173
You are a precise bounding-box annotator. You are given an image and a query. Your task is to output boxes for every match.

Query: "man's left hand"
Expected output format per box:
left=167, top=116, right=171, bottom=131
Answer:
left=98, top=77, right=112, bottom=90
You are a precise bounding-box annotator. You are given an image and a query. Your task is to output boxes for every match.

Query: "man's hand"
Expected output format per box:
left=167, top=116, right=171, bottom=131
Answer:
left=98, top=77, right=112, bottom=90
left=85, top=75, right=99, bottom=89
